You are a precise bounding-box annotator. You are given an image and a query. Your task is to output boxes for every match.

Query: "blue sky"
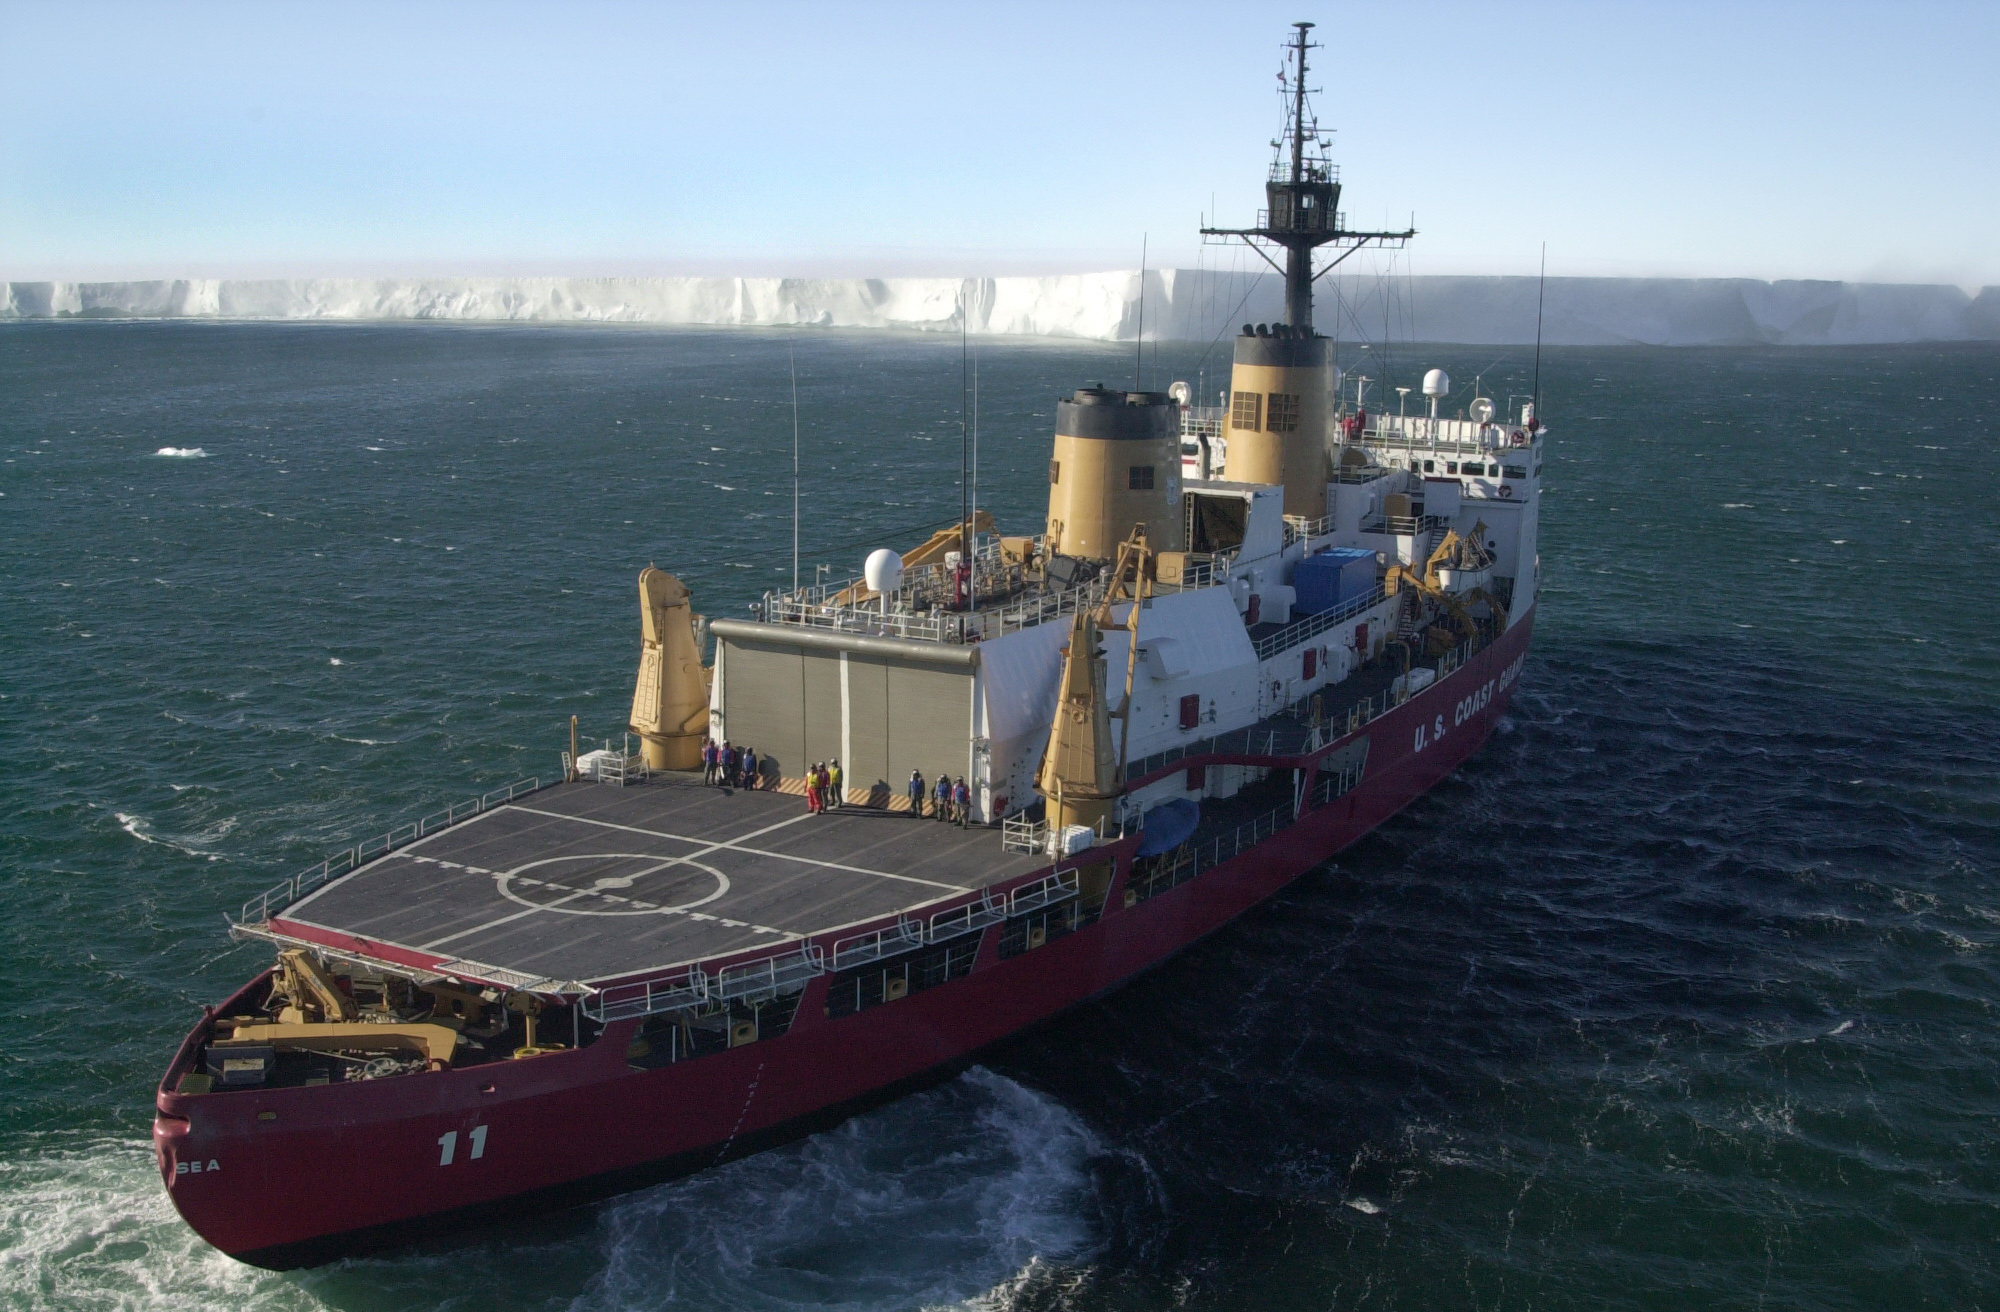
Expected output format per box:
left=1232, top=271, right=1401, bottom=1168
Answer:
left=3, top=1, right=1995, bottom=285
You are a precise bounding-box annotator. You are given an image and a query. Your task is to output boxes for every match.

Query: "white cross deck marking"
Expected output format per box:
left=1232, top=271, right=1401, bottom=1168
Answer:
left=398, top=852, right=791, bottom=939
left=507, top=804, right=972, bottom=892
left=415, top=811, right=821, bottom=950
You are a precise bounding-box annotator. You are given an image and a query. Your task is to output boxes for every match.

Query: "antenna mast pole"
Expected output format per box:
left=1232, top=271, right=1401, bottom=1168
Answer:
left=960, top=289, right=970, bottom=608
left=790, top=341, right=800, bottom=593
left=1532, top=242, right=1546, bottom=422
left=1135, top=234, right=1147, bottom=389
left=1200, top=21, right=1414, bottom=333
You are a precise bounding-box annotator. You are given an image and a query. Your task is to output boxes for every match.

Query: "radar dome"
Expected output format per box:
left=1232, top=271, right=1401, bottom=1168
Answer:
left=863, top=548, right=904, bottom=595
left=1469, top=397, right=1495, bottom=423
left=1422, top=368, right=1451, bottom=398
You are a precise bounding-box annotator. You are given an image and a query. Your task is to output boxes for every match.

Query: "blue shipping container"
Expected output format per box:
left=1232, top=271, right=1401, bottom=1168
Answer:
left=1291, top=547, right=1378, bottom=615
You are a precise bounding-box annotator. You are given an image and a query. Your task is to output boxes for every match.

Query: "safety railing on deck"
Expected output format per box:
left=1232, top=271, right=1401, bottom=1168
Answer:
left=1362, top=414, right=1535, bottom=453
left=714, top=946, right=826, bottom=1004
left=1001, top=813, right=1048, bottom=855
left=235, top=776, right=542, bottom=926
left=761, top=576, right=1104, bottom=645
left=1190, top=803, right=1295, bottom=877
left=927, top=891, right=1008, bottom=943
left=831, top=920, right=925, bottom=970
left=1282, top=513, right=1335, bottom=546
left=1359, top=513, right=1443, bottom=538
left=583, top=967, right=707, bottom=1023
left=1006, top=869, right=1080, bottom=917
left=1251, top=587, right=1386, bottom=661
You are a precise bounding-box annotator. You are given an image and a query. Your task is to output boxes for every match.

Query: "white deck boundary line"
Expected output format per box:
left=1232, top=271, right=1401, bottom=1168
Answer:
left=418, top=811, right=830, bottom=952
left=507, top=804, right=971, bottom=892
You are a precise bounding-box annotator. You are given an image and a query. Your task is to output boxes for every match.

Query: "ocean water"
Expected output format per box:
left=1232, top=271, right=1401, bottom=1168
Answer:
left=1, top=322, right=1995, bottom=1311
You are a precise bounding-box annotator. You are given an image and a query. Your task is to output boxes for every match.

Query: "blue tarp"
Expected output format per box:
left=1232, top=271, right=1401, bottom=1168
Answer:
left=1293, top=547, right=1377, bottom=614
left=1135, top=798, right=1201, bottom=856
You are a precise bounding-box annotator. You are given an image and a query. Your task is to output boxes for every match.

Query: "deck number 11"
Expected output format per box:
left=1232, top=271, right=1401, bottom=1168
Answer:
left=437, top=1125, right=488, bottom=1166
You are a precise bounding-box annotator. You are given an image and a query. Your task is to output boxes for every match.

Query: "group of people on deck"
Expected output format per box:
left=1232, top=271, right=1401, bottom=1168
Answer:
left=804, top=760, right=844, bottom=814
left=700, top=740, right=762, bottom=789
left=700, top=741, right=970, bottom=824
left=907, top=769, right=972, bottom=826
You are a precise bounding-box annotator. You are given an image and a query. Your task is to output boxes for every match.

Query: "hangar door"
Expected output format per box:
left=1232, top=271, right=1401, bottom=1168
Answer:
left=717, top=633, right=974, bottom=808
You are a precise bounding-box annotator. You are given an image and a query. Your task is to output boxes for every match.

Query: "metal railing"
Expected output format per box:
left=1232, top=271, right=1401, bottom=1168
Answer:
left=235, top=776, right=542, bottom=926
left=927, top=891, right=1007, bottom=943
left=761, top=574, right=1105, bottom=646
left=583, top=968, right=708, bottom=1023
left=1282, top=513, right=1335, bottom=545
left=1359, top=513, right=1443, bottom=538
left=1001, top=813, right=1048, bottom=855
left=715, top=946, right=825, bottom=1004
left=1006, top=869, right=1080, bottom=917
left=1191, top=803, right=1295, bottom=877
left=1361, top=414, right=1535, bottom=454
left=1124, top=724, right=1308, bottom=783
left=831, top=920, right=925, bottom=970
left=1252, top=587, right=1386, bottom=661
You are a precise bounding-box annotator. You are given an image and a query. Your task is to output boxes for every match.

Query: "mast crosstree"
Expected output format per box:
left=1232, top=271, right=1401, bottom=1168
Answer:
left=1201, top=21, right=1414, bottom=331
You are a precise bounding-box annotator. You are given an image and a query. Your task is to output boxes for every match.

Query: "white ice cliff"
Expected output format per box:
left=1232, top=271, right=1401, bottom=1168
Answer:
left=4, top=272, right=1995, bottom=346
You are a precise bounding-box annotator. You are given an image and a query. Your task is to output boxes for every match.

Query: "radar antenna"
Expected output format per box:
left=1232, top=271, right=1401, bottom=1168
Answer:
left=1201, top=21, right=1415, bottom=331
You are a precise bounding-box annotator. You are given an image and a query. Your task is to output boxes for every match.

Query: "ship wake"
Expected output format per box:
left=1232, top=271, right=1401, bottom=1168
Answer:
left=577, top=1066, right=1107, bottom=1312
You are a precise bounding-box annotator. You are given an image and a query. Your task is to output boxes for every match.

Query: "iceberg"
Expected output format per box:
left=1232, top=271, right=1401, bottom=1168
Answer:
left=3, top=273, right=1994, bottom=346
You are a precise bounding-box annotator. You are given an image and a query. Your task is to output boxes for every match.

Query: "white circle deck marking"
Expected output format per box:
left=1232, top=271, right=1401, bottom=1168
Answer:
left=495, top=852, right=730, bottom=917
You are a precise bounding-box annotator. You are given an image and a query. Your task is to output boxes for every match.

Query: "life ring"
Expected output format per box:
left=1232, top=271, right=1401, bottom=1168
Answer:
left=1499, top=484, right=1515, bottom=499
left=1511, top=430, right=1526, bottom=447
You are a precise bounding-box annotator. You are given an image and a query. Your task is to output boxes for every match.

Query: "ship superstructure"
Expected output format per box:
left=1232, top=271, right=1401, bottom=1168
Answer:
left=154, top=24, right=1544, bottom=1267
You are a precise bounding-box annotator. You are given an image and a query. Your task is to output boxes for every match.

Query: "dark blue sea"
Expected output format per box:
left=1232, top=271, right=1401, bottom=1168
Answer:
left=2, top=322, right=1996, bottom=1310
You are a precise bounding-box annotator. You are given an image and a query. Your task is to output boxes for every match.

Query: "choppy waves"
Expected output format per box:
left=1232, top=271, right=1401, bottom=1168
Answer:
left=0, top=1139, right=310, bottom=1312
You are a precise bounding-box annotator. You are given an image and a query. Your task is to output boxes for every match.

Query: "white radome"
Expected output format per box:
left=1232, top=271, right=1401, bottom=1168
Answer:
left=1422, top=368, right=1450, bottom=398
left=863, top=548, right=904, bottom=595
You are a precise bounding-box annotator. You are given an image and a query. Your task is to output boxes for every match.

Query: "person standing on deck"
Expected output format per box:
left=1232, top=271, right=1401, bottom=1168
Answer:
left=908, top=769, right=925, bottom=818
left=828, top=760, right=843, bottom=812
left=953, top=777, right=970, bottom=828
left=723, top=742, right=740, bottom=788
left=934, top=772, right=952, bottom=821
left=700, top=739, right=715, bottom=785
left=742, top=747, right=759, bottom=790
left=805, top=764, right=821, bottom=813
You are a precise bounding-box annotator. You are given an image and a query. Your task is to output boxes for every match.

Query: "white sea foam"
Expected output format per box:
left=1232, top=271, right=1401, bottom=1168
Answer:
left=576, top=1066, right=1103, bottom=1312
left=155, top=447, right=208, bottom=458
left=114, top=811, right=227, bottom=861
left=0, top=1076, right=1101, bottom=1311
left=0, top=1139, right=313, bottom=1312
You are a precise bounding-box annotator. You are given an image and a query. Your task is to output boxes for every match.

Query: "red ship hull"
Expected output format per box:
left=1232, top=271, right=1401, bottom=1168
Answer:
left=155, top=609, right=1534, bottom=1267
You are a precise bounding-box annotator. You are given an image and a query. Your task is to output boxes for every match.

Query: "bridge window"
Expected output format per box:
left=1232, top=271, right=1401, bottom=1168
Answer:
left=1128, top=465, right=1155, bottom=491
left=1230, top=391, right=1261, bottom=431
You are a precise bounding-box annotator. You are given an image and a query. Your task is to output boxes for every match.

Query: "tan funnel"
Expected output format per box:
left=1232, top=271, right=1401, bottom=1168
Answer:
left=1044, top=387, right=1184, bottom=560
left=1222, top=329, right=1335, bottom=518
left=629, top=568, right=710, bottom=771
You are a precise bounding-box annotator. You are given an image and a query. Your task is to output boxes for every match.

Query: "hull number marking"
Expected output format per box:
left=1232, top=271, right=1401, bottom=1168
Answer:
left=438, top=1125, right=490, bottom=1166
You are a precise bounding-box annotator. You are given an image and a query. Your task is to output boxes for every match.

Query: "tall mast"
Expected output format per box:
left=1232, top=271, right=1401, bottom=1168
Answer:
left=1203, top=20, right=1414, bottom=332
